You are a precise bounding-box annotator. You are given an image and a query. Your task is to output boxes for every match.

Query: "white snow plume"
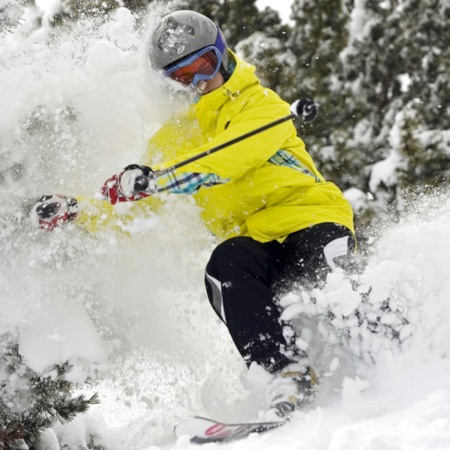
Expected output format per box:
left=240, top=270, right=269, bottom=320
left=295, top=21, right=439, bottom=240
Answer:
left=254, top=191, right=450, bottom=450
left=0, top=4, right=246, bottom=448
left=0, top=1, right=168, bottom=355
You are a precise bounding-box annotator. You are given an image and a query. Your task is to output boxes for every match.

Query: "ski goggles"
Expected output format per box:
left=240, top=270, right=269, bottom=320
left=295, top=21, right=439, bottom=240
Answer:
left=163, top=46, right=223, bottom=87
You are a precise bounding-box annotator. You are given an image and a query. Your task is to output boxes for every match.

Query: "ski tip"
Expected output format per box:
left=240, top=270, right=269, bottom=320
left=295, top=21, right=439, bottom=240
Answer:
left=173, top=416, right=213, bottom=438
left=173, top=415, right=288, bottom=444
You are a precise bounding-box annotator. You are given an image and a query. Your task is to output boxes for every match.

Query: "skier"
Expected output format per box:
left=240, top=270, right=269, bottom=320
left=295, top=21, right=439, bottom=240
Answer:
left=31, top=10, right=355, bottom=418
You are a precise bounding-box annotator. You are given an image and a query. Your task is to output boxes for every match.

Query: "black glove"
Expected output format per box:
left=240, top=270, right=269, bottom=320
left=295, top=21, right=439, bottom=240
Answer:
left=296, top=99, right=318, bottom=122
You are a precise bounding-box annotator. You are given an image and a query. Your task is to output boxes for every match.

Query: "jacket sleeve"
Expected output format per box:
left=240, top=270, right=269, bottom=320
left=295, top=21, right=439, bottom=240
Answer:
left=72, top=108, right=203, bottom=233
left=152, top=92, right=295, bottom=181
left=74, top=195, right=163, bottom=234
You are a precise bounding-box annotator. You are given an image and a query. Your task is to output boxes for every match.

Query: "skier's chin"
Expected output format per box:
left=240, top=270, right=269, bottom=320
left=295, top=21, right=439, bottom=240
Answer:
left=195, top=80, right=209, bottom=95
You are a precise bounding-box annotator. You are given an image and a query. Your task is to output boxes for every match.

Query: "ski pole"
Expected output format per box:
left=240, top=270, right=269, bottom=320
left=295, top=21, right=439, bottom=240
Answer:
left=148, top=98, right=317, bottom=179
left=130, top=99, right=318, bottom=194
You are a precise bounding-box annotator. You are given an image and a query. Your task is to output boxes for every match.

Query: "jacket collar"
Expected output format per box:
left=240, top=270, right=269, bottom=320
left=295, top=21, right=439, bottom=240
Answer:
left=195, top=50, right=260, bottom=117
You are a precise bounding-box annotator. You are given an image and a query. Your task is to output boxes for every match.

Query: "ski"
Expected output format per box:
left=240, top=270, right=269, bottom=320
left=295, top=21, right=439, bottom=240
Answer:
left=173, top=415, right=288, bottom=444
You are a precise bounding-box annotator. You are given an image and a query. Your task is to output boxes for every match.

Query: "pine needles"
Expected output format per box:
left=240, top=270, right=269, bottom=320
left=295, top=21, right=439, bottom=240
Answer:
left=0, top=344, right=100, bottom=449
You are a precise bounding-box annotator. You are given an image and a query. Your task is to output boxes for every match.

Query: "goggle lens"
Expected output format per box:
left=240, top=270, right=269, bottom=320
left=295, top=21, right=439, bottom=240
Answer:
left=165, top=49, right=220, bottom=87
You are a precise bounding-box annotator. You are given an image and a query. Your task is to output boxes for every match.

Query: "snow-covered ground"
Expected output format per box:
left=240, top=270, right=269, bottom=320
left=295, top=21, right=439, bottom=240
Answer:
left=1, top=4, right=450, bottom=450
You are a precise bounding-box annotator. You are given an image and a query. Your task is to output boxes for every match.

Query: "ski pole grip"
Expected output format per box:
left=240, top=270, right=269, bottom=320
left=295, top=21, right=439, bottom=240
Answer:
left=291, top=99, right=318, bottom=122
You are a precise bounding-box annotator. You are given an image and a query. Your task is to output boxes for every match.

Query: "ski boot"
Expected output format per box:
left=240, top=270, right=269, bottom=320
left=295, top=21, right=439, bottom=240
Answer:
left=266, top=363, right=317, bottom=419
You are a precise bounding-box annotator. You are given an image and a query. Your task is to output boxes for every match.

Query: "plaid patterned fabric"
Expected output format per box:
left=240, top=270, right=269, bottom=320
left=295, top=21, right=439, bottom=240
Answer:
left=269, top=150, right=321, bottom=182
left=153, top=150, right=319, bottom=195
left=154, top=170, right=229, bottom=194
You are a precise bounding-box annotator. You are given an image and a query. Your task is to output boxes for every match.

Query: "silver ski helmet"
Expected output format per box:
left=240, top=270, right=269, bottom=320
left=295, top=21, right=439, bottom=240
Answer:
left=149, top=10, right=229, bottom=76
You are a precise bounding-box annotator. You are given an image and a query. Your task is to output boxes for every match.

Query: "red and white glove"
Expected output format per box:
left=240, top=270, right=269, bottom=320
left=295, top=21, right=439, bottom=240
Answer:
left=101, top=164, right=155, bottom=205
left=31, top=195, right=78, bottom=231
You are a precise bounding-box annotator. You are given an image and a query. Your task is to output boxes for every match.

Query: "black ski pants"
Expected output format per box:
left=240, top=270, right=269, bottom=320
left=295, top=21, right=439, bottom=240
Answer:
left=205, top=223, right=355, bottom=373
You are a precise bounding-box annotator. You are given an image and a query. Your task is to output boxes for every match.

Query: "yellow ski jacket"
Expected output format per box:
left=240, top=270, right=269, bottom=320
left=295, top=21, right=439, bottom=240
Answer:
left=77, top=51, right=354, bottom=242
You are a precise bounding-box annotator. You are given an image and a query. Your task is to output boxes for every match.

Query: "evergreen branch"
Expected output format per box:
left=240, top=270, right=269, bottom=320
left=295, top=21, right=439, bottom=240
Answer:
left=0, top=339, right=101, bottom=448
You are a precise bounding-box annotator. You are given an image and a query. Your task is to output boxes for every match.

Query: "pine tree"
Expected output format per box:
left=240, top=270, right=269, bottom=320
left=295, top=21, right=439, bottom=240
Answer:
left=24, top=0, right=153, bottom=26
left=289, top=0, right=350, bottom=99
left=287, top=0, right=352, bottom=191
left=324, top=0, right=389, bottom=193
left=176, top=0, right=288, bottom=48
left=172, top=0, right=222, bottom=20
left=389, top=0, right=450, bottom=190
left=226, top=3, right=293, bottom=99
left=330, top=0, right=450, bottom=221
left=0, top=341, right=99, bottom=449
left=235, top=31, right=298, bottom=100
left=213, top=0, right=262, bottom=47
